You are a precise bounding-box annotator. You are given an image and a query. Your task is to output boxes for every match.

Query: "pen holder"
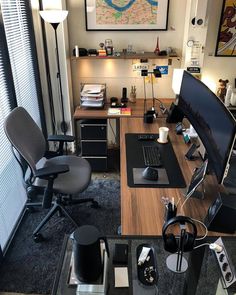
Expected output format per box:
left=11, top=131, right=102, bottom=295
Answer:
left=165, top=204, right=177, bottom=222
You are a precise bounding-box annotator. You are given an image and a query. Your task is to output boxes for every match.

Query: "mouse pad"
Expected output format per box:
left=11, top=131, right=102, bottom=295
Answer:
left=125, top=133, right=186, bottom=188
left=133, top=168, right=169, bottom=185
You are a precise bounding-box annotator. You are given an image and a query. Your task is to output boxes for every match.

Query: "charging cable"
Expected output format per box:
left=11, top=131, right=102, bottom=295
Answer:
left=194, top=242, right=223, bottom=252
left=155, top=98, right=168, bottom=114
left=191, top=217, right=208, bottom=241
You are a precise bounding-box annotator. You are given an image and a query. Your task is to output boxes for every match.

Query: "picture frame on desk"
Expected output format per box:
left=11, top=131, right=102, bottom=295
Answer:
left=85, top=0, right=169, bottom=31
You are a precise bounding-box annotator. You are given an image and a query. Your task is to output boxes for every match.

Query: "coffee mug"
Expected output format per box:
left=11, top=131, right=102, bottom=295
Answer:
left=159, top=127, right=169, bottom=143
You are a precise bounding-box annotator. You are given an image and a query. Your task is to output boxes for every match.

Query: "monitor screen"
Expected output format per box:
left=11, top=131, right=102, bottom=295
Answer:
left=178, top=71, right=236, bottom=184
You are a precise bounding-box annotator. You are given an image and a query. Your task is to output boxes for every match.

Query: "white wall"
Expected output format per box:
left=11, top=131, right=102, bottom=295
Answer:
left=202, top=0, right=236, bottom=91
left=67, top=0, right=187, bottom=105
left=35, top=0, right=235, bottom=135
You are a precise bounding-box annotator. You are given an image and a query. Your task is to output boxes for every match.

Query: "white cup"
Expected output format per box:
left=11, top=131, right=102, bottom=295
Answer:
left=159, top=127, right=169, bottom=143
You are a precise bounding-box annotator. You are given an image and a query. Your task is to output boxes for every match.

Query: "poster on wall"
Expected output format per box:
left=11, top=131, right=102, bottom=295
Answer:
left=85, top=0, right=169, bottom=31
left=215, top=0, right=236, bottom=56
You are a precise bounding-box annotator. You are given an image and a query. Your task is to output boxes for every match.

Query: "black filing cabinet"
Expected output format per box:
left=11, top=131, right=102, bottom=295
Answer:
left=79, top=119, right=107, bottom=171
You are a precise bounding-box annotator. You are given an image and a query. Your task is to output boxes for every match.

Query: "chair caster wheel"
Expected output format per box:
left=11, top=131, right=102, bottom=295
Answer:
left=33, top=233, right=44, bottom=243
left=27, top=186, right=36, bottom=200
left=26, top=206, right=36, bottom=213
left=91, top=201, right=99, bottom=208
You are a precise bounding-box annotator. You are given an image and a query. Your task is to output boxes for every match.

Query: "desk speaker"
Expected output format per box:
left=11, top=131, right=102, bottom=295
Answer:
left=166, top=103, right=184, bottom=123
left=204, top=193, right=236, bottom=234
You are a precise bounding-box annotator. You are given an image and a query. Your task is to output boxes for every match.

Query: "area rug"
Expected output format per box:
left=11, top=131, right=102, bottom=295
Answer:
left=0, top=179, right=120, bottom=294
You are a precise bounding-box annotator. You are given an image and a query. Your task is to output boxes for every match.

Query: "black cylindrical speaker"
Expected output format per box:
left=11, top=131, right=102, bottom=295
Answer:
left=166, top=103, right=184, bottom=123
left=121, top=87, right=128, bottom=103
left=73, top=225, right=109, bottom=282
left=143, top=111, right=154, bottom=123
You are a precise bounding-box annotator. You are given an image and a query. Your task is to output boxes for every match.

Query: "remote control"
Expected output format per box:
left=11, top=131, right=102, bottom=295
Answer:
left=137, top=134, right=155, bottom=141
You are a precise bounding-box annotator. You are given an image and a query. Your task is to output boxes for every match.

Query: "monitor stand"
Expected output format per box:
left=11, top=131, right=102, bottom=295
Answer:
left=189, top=181, right=205, bottom=200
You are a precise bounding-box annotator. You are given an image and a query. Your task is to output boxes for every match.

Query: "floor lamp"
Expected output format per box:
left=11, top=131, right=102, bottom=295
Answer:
left=39, top=10, right=68, bottom=134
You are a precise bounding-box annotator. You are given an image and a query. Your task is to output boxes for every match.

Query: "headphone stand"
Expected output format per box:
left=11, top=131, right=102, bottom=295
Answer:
left=166, top=253, right=188, bottom=273
left=166, top=227, right=188, bottom=273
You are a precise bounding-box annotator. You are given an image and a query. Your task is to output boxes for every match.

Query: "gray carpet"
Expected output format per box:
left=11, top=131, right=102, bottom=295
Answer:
left=0, top=179, right=120, bottom=294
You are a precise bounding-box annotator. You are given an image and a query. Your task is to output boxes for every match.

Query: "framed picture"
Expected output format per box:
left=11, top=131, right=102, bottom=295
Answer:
left=215, top=0, right=236, bottom=56
left=85, top=0, right=169, bottom=31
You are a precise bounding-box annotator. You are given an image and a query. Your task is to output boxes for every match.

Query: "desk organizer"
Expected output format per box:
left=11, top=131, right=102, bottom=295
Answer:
left=80, top=83, right=106, bottom=109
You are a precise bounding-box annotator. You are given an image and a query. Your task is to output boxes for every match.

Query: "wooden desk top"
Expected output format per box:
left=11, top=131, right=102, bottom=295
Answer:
left=73, top=99, right=173, bottom=119
left=73, top=102, right=234, bottom=237
left=120, top=117, right=230, bottom=237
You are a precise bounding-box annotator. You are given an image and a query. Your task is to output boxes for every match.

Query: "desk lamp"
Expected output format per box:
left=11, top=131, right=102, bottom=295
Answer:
left=39, top=10, right=68, bottom=134
left=142, top=69, right=162, bottom=123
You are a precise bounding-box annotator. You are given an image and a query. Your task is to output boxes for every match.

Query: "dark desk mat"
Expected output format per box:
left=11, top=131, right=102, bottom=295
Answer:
left=125, top=133, right=186, bottom=188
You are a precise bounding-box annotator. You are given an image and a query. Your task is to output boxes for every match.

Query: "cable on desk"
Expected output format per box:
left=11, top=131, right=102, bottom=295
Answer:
left=155, top=98, right=168, bottom=115
left=193, top=243, right=210, bottom=250
left=191, top=218, right=208, bottom=241
left=108, top=119, right=116, bottom=142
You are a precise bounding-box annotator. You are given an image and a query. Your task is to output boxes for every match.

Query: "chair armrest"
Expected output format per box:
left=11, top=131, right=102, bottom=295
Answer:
left=48, top=135, right=75, bottom=142
left=35, top=164, right=69, bottom=179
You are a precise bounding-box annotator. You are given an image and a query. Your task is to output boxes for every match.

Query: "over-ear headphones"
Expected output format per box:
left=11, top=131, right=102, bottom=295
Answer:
left=162, top=216, right=197, bottom=253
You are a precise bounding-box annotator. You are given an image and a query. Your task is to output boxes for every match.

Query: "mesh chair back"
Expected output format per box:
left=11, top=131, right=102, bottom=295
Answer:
left=4, top=107, right=46, bottom=174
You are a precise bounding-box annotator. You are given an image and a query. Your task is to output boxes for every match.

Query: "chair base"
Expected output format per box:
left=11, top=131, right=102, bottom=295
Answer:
left=26, top=196, right=97, bottom=241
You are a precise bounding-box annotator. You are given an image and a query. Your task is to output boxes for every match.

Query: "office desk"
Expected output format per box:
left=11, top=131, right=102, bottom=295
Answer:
left=120, top=117, right=224, bottom=237
left=73, top=99, right=169, bottom=119
left=73, top=100, right=234, bottom=237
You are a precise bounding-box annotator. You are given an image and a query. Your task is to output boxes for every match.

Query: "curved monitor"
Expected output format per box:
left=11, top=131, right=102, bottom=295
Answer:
left=178, top=71, right=236, bottom=184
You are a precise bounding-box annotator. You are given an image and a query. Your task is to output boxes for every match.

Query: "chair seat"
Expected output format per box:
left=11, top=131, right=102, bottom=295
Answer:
left=34, top=155, right=91, bottom=195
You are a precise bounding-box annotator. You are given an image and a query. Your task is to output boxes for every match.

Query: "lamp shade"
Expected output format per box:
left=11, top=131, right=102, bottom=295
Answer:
left=172, top=69, right=184, bottom=95
left=39, top=10, right=68, bottom=24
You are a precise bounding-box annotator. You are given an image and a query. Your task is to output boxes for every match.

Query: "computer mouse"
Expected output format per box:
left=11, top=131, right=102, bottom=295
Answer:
left=142, top=167, right=159, bottom=181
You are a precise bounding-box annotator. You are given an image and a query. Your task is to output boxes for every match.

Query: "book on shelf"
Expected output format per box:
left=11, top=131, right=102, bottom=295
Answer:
left=107, top=107, right=131, bottom=116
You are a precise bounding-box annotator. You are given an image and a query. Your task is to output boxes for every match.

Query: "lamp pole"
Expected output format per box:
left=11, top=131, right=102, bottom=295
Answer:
left=51, top=22, right=67, bottom=134
left=39, top=10, right=68, bottom=135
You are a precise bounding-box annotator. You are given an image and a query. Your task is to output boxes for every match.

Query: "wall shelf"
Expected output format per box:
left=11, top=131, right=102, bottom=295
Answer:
left=71, top=52, right=180, bottom=61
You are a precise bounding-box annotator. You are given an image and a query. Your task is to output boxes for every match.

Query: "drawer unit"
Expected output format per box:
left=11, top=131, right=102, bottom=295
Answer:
left=81, top=140, right=107, bottom=156
left=79, top=119, right=108, bottom=171
left=80, top=119, right=107, bottom=140
left=83, top=157, right=107, bottom=171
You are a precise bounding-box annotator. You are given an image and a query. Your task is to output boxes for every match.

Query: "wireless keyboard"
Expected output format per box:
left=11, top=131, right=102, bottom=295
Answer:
left=142, top=145, right=162, bottom=167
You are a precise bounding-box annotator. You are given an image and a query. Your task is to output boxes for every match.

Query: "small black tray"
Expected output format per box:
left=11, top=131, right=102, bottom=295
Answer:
left=136, top=243, right=158, bottom=286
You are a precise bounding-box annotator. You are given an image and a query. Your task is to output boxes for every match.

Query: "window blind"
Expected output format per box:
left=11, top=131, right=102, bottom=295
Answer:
left=1, top=0, right=41, bottom=127
left=0, top=0, right=45, bottom=251
left=0, top=25, right=26, bottom=251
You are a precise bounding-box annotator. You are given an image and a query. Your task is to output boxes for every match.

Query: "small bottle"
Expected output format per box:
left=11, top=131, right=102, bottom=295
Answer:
left=75, top=45, right=79, bottom=57
left=105, top=39, right=113, bottom=56
left=225, top=85, right=232, bottom=107
left=129, top=86, right=136, bottom=103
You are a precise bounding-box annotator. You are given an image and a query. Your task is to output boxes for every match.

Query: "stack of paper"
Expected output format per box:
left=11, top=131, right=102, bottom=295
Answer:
left=80, top=84, right=105, bottom=108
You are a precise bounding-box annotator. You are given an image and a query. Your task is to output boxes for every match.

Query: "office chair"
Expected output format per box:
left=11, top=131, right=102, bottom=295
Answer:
left=4, top=107, right=98, bottom=242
